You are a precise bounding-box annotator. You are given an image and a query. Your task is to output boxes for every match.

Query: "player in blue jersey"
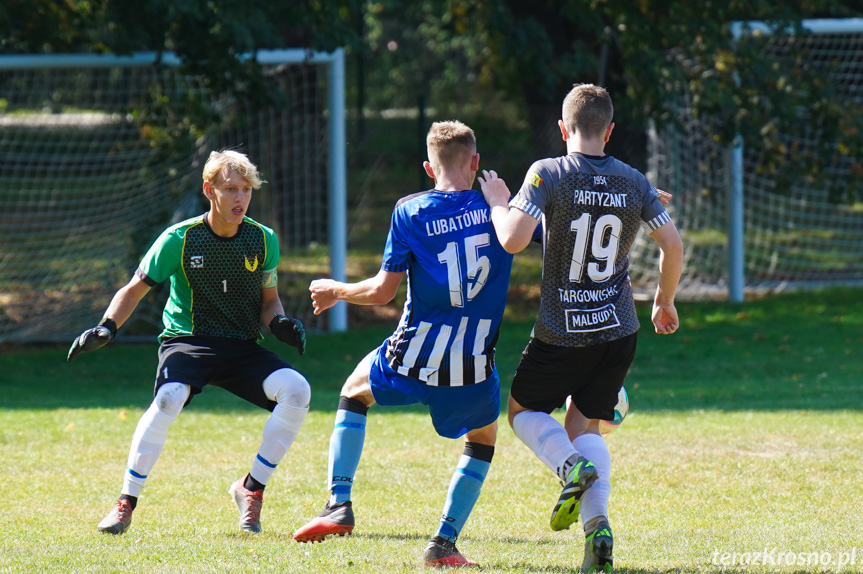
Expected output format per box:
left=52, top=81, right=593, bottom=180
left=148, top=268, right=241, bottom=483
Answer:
left=292, top=121, right=513, bottom=568
left=67, top=150, right=309, bottom=536
left=479, top=84, right=683, bottom=573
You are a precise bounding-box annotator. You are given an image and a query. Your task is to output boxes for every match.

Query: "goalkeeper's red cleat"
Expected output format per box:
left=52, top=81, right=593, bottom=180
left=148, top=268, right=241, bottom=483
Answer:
left=293, top=501, right=355, bottom=542
left=423, top=536, right=479, bottom=568
left=228, top=476, right=264, bottom=533
left=97, top=498, right=133, bottom=534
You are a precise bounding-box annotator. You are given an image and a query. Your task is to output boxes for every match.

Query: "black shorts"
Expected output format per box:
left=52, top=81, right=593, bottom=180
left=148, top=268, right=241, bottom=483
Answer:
left=510, top=333, right=637, bottom=421
left=155, top=336, right=296, bottom=412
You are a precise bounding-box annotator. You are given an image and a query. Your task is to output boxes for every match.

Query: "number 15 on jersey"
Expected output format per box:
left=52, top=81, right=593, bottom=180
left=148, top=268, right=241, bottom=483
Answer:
left=437, top=233, right=491, bottom=308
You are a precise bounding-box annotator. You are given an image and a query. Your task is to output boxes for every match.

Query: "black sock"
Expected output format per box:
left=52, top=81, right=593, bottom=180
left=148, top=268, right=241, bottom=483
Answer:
left=244, top=474, right=266, bottom=492
left=119, top=494, right=138, bottom=510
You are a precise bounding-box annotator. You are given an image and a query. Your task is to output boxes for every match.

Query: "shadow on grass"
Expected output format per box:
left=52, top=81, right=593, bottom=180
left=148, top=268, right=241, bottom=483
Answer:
left=352, top=531, right=572, bottom=548
left=3, top=288, right=862, bottom=413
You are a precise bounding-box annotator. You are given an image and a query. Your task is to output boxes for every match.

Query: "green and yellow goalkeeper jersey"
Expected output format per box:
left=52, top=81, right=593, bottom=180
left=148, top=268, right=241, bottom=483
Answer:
left=135, top=214, right=280, bottom=342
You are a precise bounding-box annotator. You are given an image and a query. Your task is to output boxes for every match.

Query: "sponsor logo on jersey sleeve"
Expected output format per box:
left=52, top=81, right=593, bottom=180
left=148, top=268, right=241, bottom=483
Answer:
left=529, top=173, right=543, bottom=187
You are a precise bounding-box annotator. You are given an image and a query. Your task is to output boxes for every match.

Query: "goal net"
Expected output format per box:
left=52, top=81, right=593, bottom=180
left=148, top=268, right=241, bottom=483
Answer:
left=633, top=19, right=863, bottom=300
left=0, top=51, right=345, bottom=343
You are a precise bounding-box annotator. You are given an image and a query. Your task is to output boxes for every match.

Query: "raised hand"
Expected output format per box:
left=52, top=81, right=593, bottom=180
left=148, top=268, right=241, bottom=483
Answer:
left=477, top=170, right=512, bottom=207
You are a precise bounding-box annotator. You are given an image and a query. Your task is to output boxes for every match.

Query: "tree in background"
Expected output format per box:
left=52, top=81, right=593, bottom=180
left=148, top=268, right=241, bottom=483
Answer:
left=354, top=0, right=863, bottom=197
left=2, top=0, right=862, bottom=198
left=0, top=1, right=360, bottom=78
left=0, top=0, right=362, bottom=147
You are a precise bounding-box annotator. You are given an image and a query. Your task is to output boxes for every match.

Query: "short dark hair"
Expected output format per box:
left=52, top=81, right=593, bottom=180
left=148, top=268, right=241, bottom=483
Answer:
left=562, top=84, right=613, bottom=139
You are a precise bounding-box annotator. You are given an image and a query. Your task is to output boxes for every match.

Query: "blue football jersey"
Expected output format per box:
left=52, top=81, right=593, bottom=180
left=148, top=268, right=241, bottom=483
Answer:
left=381, top=189, right=513, bottom=387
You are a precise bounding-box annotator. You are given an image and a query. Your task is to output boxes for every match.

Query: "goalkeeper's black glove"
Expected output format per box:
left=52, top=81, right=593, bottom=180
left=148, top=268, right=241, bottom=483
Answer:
left=67, top=318, right=117, bottom=362
left=269, top=314, right=306, bottom=356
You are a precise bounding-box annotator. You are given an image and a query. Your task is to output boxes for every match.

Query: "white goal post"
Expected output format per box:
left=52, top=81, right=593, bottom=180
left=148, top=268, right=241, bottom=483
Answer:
left=0, top=49, right=347, bottom=344
left=637, top=18, right=863, bottom=301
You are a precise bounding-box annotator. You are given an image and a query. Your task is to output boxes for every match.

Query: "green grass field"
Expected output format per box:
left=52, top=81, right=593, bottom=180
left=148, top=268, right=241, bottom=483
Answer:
left=1, top=288, right=862, bottom=573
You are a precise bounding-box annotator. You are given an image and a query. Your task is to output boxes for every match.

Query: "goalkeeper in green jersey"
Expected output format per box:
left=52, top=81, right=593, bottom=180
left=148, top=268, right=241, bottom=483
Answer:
left=67, top=150, right=309, bottom=535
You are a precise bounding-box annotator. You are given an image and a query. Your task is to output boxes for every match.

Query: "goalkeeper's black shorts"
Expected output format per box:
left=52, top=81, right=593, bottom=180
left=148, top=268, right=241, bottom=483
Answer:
left=510, top=332, right=637, bottom=421
left=154, top=336, right=297, bottom=411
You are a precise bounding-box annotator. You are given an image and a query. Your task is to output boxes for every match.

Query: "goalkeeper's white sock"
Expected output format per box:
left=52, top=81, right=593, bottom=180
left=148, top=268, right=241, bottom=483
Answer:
left=122, top=383, right=189, bottom=498
left=573, top=433, right=611, bottom=527
left=249, top=369, right=310, bottom=486
left=512, top=410, right=579, bottom=482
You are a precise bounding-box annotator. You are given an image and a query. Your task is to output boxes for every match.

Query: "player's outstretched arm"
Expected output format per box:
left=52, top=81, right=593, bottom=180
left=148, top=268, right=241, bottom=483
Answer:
left=67, top=276, right=151, bottom=362
left=649, top=221, right=683, bottom=335
left=309, top=270, right=404, bottom=315
left=477, top=169, right=537, bottom=254
left=67, top=319, right=117, bottom=362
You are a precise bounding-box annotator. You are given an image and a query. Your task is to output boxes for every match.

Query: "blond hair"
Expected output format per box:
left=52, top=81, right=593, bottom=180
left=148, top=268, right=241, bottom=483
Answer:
left=426, top=121, right=476, bottom=172
left=202, top=150, right=265, bottom=189
left=562, top=84, right=614, bottom=140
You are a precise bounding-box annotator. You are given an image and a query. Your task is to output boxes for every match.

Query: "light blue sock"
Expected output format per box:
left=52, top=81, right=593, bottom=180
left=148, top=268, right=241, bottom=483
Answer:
left=327, top=405, right=367, bottom=505
left=436, top=445, right=493, bottom=543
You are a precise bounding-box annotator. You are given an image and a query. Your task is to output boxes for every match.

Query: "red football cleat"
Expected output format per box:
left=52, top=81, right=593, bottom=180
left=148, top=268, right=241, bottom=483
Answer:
left=228, top=476, right=264, bottom=533
left=293, top=501, right=355, bottom=543
left=423, top=536, right=479, bottom=568
left=97, top=498, right=134, bottom=534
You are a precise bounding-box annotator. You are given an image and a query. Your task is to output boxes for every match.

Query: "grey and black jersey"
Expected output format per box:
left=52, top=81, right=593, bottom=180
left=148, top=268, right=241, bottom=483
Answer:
left=511, top=152, right=671, bottom=347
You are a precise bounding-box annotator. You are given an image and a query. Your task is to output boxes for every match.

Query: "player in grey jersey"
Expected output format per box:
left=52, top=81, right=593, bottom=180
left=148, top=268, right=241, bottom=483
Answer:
left=479, top=83, right=683, bottom=572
